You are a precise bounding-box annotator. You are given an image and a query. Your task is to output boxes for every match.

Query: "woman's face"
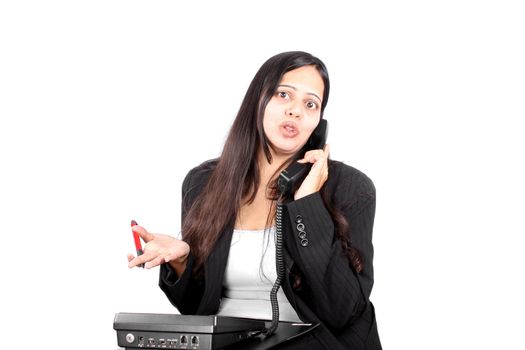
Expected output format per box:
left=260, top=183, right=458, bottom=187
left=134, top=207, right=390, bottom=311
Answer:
left=263, top=65, right=324, bottom=159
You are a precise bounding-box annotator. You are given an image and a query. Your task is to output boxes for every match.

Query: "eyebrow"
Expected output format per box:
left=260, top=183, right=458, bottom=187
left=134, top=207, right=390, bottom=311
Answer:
left=278, top=84, right=322, bottom=103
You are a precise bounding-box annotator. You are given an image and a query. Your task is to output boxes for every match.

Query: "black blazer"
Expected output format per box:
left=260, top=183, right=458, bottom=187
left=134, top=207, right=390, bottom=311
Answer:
left=159, top=159, right=382, bottom=350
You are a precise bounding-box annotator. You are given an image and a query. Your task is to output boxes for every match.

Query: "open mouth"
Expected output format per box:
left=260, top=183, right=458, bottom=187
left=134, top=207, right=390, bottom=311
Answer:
left=281, top=121, right=299, bottom=137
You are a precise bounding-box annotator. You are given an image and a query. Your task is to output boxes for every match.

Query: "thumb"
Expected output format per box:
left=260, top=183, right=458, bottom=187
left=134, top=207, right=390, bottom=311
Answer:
left=132, top=225, right=155, bottom=243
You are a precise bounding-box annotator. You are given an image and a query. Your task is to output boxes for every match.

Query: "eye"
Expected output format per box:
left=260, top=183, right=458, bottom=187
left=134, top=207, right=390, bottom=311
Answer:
left=306, top=100, right=318, bottom=110
left=277, top=91, right=290, bottom=99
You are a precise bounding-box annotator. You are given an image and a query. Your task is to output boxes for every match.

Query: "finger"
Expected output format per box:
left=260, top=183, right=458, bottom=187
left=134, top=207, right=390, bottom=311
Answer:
left=305, top=150, right=326, bottom=164
left=131, top=225, right=155, bottom=243
left=145, top=255, right=165, bottom=269
left=127, top=254, right=134, bottom=263
left=323, top=143, right=330, bottom=157
left=310, top=156, right=327, bottom=174
left=164, top=252, right=175, bottom=263
left=299, top=150, right=324, bottom=164
left=322, top=144, right=330, bottom=176
left=128, top=252, right=152, bottom=268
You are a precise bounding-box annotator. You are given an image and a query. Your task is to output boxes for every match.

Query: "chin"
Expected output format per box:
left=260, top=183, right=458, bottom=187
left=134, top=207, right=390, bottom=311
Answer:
left=271, top=144, right=303, bottom=157
left=267, top=135, right=307, bottom=158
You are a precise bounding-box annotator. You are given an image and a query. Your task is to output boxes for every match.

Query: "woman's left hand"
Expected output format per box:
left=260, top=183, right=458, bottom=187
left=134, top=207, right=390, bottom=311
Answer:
left=294, top=144, right=330, bottom=200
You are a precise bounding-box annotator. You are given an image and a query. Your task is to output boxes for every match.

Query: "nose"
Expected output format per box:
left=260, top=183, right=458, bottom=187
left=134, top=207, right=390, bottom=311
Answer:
left=285, top=102, right=301, bottom=118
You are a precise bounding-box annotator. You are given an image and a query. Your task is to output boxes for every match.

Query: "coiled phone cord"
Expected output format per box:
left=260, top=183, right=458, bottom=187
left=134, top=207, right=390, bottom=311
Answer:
left=264, top=198, right=285, bottom=337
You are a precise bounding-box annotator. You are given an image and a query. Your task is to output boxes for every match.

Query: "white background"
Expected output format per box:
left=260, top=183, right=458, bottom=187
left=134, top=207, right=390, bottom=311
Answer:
left=1, top=1, right=524, bottom=349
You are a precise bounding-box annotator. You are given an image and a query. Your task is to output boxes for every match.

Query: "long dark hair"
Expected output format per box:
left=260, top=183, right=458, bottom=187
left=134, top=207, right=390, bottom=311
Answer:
left=182, top=51, right=362, bottom=274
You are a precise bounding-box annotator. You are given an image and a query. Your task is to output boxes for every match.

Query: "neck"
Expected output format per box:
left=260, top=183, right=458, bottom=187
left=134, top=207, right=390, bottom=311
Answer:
left=257, top=148, right=290, bottom=187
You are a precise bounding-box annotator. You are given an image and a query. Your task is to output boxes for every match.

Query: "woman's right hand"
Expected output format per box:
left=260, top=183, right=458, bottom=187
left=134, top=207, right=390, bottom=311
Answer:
left=127, top=224, right=190, bottom=275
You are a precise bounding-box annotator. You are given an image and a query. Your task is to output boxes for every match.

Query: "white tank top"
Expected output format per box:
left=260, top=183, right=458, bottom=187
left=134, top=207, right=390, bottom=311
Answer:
left=217, top=227, right=302, bottom=322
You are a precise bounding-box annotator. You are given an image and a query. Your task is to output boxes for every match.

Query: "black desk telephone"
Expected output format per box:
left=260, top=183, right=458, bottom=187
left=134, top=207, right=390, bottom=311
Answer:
left=277, top=119, right=328, bottom=196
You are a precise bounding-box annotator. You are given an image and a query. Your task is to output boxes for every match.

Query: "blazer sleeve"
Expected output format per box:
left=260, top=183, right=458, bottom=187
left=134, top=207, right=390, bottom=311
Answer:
left=284, top=169, right=376, bottom=329
left=158, top=165, right=207, bottom=315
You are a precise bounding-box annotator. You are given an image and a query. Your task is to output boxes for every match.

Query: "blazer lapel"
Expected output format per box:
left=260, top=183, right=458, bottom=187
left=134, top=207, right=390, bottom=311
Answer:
left=197, top=226, right=234, bottom=314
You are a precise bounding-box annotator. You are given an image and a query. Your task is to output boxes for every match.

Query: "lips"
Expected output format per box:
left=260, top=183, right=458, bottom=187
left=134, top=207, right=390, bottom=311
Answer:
left=280, top=121, right=299, bottom=137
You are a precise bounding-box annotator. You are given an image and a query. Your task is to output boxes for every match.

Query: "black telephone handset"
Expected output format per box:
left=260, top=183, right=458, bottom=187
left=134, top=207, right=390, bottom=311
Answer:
left=277, top=119, right=328, bottom=196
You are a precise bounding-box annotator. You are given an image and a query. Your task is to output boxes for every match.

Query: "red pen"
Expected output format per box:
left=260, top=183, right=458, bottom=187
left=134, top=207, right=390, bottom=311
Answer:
left=131, top=220, right=144, bottom=268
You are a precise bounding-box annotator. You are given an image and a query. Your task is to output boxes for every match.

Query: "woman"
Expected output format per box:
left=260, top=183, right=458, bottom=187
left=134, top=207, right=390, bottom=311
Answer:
left=128, top=51, right=382, bottom=349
